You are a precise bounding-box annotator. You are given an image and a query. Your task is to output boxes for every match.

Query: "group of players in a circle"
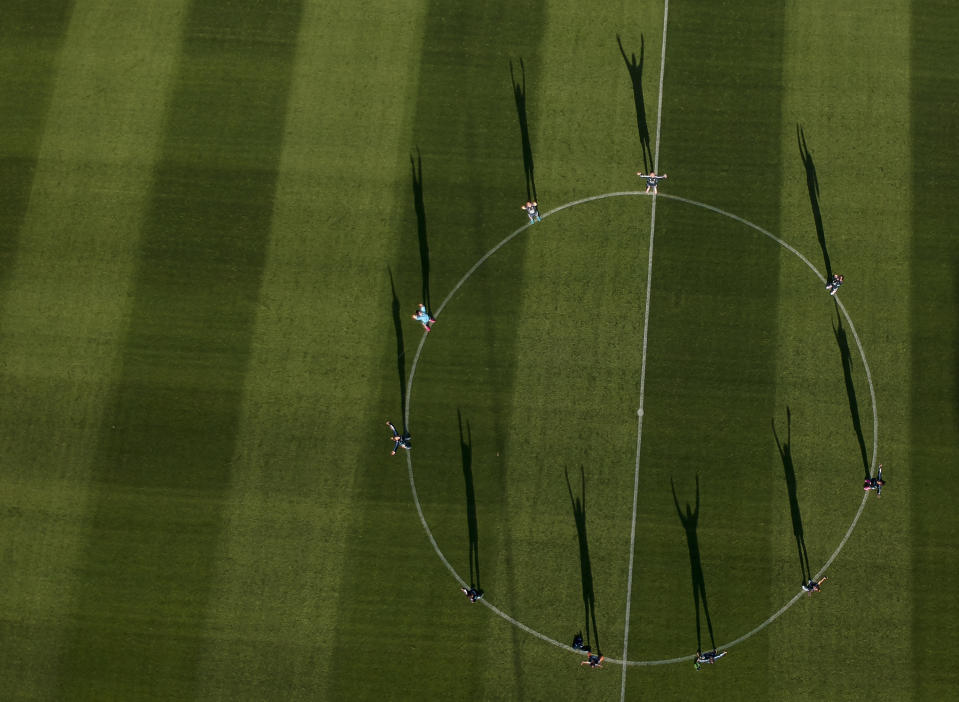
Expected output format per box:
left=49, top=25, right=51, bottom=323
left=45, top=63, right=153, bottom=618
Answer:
left=392, top=176, right=888, bottom=670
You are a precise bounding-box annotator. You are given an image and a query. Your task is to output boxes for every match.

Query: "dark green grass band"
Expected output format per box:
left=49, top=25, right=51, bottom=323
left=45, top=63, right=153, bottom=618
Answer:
left=326, top=0, right=547, bottom=699
left=627, top=5, right=785, bottom=693
left=0, top=1, right=74, bottom=290
left=910, top=0, right=959, bottom=693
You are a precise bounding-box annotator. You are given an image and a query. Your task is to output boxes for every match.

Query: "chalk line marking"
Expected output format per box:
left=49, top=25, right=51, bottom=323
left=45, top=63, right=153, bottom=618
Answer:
left=620, top=2, right=670, bottom=696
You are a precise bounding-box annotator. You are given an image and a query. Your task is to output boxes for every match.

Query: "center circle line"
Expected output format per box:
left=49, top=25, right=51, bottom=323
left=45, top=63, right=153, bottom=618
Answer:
left=402, top=190, right=878, bottom=665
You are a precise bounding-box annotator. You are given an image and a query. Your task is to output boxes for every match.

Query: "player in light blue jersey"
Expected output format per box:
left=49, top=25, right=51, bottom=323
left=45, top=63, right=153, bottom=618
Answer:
left=411, top=303, right=436, bottom=332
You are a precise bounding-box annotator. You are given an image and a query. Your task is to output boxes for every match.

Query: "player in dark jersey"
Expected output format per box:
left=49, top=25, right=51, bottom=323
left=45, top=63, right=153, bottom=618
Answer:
left=802, top=576, right=828, bottom=593
left=695, top=649, right=728, bottom=667
left=636, top=171, right=668, bottom=193
left=387, top=421, right=411, bottom=455
left=581, top=652, right=605, bottom=668
left=522, top=200, right=541, bottom=223
left=459, top=586, right=484, bottom=603
left=863, top=463, right=886, bottom=497
left=826, top=274, right=844, bottom=295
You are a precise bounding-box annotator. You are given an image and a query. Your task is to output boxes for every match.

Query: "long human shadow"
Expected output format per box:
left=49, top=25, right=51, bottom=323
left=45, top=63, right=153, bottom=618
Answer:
left=566, top=466, right=600, bottom=653
left=458, top=409, right=481, bottom=590
left=671, top=476, right=716, bottom=652
left=833, top=307, right=870, bottom=477
left=388, top=267, right=407, bottom=421
left=410, top=148, right=431, bottom=315
left=797, top=125, right=833, bottom=282
left=617, top=34, right=653, bottom=174
left=772, top=407, right=811, bottom=586
left=509, top=58, right=537, bottom=202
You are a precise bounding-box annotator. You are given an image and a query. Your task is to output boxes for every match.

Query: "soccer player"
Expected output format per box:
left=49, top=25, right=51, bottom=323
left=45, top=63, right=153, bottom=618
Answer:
left=636, top=171, right=668, bottom=193
left=696, top=649, right=727, bottom=663
left=826, top=274, right=844, bottom=295
left=863, top=464, right=886, bottom=497
left=522, top=200, right=541, bottom=223
left=572, top=632, right=587, bottom=651
left=581, top=652, right=605, bottom=668
left=387, top=421, right=411, bottom=455
left=802, top=576, right=828, bottom=593
left=459, top=586, right=483, bottom=603
left=411, top=303, right=436, bottom=332
left=695, top=649, right=728, bottom=667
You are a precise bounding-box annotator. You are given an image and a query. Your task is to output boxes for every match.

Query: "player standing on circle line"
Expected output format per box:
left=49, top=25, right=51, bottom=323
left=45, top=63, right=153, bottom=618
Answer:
left=694, top=649, right=728, bottom=670
left=522, top=200, right=541, bottom=223
left=636, top=171, right=668, bottom=194
left=459, top=586, right=484, bottom=603
left=826, top=274, right=844, bottom=295
left=411, top=303, right=436, bottom=332
left=386, top=421, right=411, bottom=455
left=802, top=576, right=828, bottom=593
left=863, top=463, right=886, bottom=497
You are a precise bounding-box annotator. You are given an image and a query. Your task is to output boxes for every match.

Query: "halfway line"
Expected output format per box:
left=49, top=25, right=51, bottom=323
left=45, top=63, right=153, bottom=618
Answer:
left=620, top=2, right=670, bottom=698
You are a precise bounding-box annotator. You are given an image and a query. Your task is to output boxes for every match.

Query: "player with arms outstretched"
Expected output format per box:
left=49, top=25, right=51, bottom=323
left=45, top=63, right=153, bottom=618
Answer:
left=863, top=463, right=886, bottom=497
left=636, top=171, right=668, bottom=194
left=386, top=421, right=411, bottom=455
left=411, top=303, right=436, bottom=332
left=522, top=200, right=541, bottom=223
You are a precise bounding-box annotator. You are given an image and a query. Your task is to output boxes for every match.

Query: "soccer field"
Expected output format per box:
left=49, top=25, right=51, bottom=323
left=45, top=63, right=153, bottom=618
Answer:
left=1, top=1, right=957, bottom=700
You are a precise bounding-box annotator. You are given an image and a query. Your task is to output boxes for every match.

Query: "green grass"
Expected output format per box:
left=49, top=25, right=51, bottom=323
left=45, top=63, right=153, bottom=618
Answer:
left=0, top=1, right=957, bottom=700
left=911, top=0, right=959, bottom=697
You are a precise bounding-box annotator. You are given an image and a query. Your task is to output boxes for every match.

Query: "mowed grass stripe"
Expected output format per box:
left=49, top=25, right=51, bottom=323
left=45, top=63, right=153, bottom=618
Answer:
left=0, top=2, right=189, bottom=699
left=911, top=0, right=959, bottom=695
left=478, top=7, right=667, bottom=698
left=627, top=1, right=785, bottom=694
left=771, top=4, right=913, bottom=700
left=56, top=2, right=304, bottom=698
left=325, top=0, right=552, bottom=699
left=192, top=2, right=430, bottom=698
left=0, top=1, right=72, bottom=288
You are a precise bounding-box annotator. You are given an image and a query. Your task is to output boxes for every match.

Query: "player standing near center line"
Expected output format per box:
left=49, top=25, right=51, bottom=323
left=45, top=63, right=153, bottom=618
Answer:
left=636, top=171, right=668, bottom=193
left=802, top=576, right=828, bottom=593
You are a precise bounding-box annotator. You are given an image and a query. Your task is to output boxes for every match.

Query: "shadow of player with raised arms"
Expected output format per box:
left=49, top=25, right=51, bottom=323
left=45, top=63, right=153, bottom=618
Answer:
left=617, top=34, right=653, bottom=173
left=798, top=125, right=833, bottom=282
left=833, top=307, right=870, bottom=478
left=566, top=466, right=600, bottom=654
left=671, top=475, right=716, bottom=653
left=410, top=148, right=431, bottom=315
left=388, top=267, right=406, bottom=419
left=772, top=407, right=812, bottom=586
left=509, top=58, right=537, bottom=202
left=458, top=410, right=481, bottom=592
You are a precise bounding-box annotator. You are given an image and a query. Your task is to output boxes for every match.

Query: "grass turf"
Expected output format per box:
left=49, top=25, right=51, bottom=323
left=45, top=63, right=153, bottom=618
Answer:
left=0, top=1, right=957, bottom=700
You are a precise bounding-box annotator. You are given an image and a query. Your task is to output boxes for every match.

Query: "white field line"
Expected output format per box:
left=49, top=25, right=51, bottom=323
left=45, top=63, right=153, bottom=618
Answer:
left=653, top=0, right=670, bottom=172
left=402, top=189, right=878, bottom=667
left=620, top=2, right=670, bottom=696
